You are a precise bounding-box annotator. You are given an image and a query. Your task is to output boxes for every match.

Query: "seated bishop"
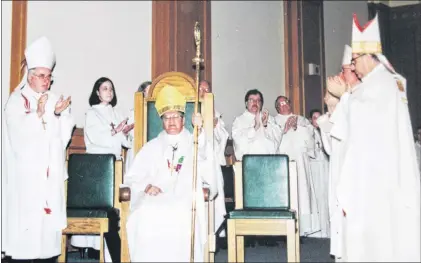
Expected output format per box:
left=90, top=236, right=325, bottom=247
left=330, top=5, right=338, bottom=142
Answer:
left=124, top=85, right=216, bottom=262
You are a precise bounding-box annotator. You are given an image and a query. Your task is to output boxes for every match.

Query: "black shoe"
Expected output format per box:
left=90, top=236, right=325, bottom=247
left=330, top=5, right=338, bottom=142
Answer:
left=87, top=248, right=100, bottom=260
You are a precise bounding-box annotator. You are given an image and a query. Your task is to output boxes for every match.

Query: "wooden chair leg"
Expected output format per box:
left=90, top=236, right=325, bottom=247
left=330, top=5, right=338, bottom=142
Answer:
left=99, top=232, right=105, bottom=263
left=286, top=220, right=297, bottom=262
left=227, top=219, right=237, bottom=262
left=58, top=234, right=67, bottom=263
left=236, top=236, right=245, bottom=262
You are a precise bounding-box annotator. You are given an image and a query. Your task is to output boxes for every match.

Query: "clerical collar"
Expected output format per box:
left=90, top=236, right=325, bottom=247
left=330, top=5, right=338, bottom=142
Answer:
left=93, top=103, right=112, bottom=109
left=165, top=129, right=185, bottom=145
left=22, top=84, right=47, bottom=100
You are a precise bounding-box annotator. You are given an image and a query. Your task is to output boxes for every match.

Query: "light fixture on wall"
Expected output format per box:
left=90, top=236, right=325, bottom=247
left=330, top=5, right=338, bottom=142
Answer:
left=307, top=63, right=320, bottom=76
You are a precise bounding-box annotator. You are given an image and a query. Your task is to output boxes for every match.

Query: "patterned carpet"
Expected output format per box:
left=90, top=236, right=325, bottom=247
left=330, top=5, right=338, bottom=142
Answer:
left=65, top=237, right=333, bottom=262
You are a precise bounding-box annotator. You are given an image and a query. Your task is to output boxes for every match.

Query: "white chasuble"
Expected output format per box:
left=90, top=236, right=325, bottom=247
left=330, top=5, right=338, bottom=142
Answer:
left=337, top=64, right=420, bottom=262
left=125, top=129, right=212, bottom=262
left=3, top=84, right=74, bottom=259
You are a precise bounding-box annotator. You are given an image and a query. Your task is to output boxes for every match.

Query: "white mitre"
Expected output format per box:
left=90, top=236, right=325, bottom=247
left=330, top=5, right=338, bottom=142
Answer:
left=351, top=13, right=382, bottom=54
left=16, top=36, right=56, bottom=90
left=342, top=44, right=352, bottom=66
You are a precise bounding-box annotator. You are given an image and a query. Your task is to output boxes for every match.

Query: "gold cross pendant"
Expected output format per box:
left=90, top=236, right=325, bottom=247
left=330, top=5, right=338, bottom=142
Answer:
left=42, top=118, right=47, bottom=130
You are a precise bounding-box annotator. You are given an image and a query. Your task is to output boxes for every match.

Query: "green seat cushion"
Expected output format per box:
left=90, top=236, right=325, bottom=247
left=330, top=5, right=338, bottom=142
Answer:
left=146, top=101, right=201, bottom=141
left=229, top=209, right=295, bottom=219
left=242, top=154, right=290, bottom=209
left=67, top=154, right=116, bottom=209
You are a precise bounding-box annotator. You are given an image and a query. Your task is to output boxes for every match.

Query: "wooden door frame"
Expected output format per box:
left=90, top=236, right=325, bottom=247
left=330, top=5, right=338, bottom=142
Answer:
left=283, top=1, right=305, bottom=115
left=9, top=0, right=27, bottom=94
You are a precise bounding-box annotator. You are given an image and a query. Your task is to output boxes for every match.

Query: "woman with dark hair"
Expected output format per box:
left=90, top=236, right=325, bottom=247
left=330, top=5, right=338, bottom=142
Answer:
left=71, top=77, right=133, bottom=260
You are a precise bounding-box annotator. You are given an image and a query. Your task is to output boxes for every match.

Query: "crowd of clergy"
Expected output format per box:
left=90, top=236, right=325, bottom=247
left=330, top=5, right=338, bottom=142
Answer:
left=2, top=11, right=420, bottom=263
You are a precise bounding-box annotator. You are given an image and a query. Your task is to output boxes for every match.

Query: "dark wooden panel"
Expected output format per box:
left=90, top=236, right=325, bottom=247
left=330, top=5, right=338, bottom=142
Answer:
left=302, top=0, right=325, bottom=116
left=152, top=0, right=212, bottom=88
left=284, top=1, right=304, bottom=115
left=367, top=3, right=421, bottom=131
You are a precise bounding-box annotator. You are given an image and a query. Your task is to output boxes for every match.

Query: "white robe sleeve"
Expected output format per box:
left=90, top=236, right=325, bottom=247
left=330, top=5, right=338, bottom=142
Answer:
left=232, top=116, right=257, bottom=160
left=124, top=141, right=157, bottom=208
left=317, top=114, right=333, bottom=156
left=214, top=121, right=229, bottom=166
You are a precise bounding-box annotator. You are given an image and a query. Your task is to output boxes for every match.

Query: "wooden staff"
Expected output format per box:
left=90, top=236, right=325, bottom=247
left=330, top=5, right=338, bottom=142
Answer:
left=190, top=21, right=204, bottom=263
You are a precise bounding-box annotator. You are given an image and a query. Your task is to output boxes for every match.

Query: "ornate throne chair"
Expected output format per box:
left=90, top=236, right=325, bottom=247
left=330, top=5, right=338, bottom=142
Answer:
left=119, top=71, right=217, bottom=262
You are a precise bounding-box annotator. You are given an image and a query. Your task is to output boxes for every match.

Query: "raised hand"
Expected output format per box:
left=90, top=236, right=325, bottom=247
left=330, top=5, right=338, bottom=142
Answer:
left=54, top=95, right=71, bottom=115
left=37, top=94, right=49, bottom=117
left=111, top=118, right=128, bottom=136
left=261, top=108, right=269, bottom=127
left=284, top=115, right=298, bottom=134
left=192, top=113, right=203, bottom=129
left=122, top=123, right=135, bottom=135
left=327, top=75, right=347, bottom=98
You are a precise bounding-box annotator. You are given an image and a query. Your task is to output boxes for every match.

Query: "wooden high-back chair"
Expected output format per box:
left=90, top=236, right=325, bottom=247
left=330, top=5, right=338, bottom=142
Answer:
left=227, top=156, right=300, bottom=262
left=119, top=71, right=216, bottom=262
left=59, top=154, right=123, bottom=263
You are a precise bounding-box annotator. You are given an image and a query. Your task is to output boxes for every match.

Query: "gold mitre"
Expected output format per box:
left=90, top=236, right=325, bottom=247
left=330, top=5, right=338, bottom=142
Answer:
left=155, top=85, right=186, bottom=116
left=352, top=13, right=382, bottom=54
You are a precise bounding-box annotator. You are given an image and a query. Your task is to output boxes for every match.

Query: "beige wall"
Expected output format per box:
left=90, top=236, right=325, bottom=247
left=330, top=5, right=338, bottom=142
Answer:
left=211, top=1, right=285, bottom=133
left=1, top=1, right=13, bottom=112
left=2, top=1, right=153, bottom=128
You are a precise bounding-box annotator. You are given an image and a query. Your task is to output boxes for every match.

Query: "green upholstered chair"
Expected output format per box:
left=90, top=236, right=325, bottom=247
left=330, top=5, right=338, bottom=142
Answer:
left=59, top=154, right=123, bottom=263
left=227, top=155, right=300, bottom=262
left=119, top=71, right=216, bottom=262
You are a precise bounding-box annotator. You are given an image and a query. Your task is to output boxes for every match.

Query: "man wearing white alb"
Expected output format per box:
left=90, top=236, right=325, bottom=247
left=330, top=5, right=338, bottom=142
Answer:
left=274, top=96, right=318, bottom=237
left=232, top=89, right=281, bottom=160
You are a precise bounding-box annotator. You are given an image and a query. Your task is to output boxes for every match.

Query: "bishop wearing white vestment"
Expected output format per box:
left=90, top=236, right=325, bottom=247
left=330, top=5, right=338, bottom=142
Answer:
left=125, top=85, right=215, bottom=262
left=274, top=95, right=319, bottom=236
left=317, top=44, right=361, bottom=260
left=232, top=89, right=281, bottom=160
left=336, top=14, right=420, bottom=262
left=3, top=37, right=74, bottom=261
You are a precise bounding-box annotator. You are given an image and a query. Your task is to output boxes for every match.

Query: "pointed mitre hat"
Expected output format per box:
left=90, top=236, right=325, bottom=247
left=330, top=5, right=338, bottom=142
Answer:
left=342, top=45, right=353, bottom=66
left=15, top=37, right=56, bottom=91
left=155, top=85, right=186, bottom=116
left=25, top=36, right=56, bottom=70
left=352, top=13, right=382, bottom=54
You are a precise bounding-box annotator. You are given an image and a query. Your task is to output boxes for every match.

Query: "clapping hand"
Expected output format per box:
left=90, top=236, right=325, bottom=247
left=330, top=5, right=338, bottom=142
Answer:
left=284, top=115, right=298, bottom=134
left=37, top=94, right=48, bottom=117
left=122, top=123, right=135, bottom=135
left=111, top=118, right=128, bottom=136
left=54, top=95, right=71, bottom=115
left=327, top=75, right=347, bottom=98
left=261, top=108, right=269, bottom=127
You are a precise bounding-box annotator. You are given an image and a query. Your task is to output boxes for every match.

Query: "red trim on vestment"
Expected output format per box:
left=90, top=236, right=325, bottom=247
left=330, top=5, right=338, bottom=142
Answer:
left=21, top=94, right=31, bottom=114
left=353, top=13, right=375, bottom=32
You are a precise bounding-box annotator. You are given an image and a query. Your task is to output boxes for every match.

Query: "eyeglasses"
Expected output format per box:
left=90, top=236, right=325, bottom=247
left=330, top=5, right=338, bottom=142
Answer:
left=279, top=101, right=290, bottom=106
left=33, top=73, right=53, bottom=81
left=247, top=98, right=261, bottom=104
left=350, top=54, right=365, bottom=66
left=162, top=114, right=183, bottom=121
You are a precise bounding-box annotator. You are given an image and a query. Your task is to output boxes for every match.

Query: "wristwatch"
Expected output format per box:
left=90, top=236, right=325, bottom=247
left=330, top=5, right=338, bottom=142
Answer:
left=54, top=111, right=61, bottom=117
